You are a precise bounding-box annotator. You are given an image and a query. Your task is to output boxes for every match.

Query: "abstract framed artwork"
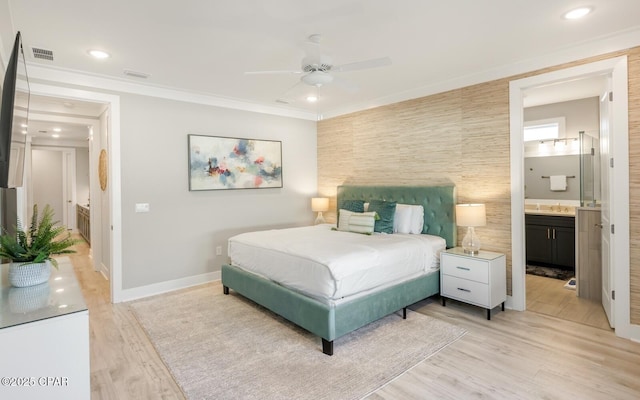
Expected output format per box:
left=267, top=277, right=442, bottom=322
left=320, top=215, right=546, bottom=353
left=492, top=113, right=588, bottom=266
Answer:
left=188, top=134, right=283, bottom=191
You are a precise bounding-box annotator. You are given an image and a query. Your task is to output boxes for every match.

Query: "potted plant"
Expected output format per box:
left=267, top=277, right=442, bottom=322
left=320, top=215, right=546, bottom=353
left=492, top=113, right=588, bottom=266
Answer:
left=0, top=204, right=80, bottom=287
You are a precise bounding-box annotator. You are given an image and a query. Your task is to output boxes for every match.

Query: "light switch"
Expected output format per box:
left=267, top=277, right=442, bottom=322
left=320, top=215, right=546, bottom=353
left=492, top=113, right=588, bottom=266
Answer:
left=135, top=203, right=150, bottom=213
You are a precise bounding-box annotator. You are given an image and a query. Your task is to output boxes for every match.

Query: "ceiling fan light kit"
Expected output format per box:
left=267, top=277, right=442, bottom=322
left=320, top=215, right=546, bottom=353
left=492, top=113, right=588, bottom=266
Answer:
left=302, top=71, right=333, bottom=87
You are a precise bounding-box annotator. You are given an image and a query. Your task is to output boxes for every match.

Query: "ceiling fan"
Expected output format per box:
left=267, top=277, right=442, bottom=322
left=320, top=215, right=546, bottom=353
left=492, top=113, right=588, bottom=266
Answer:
left=245, top=34, right=392, bottom=102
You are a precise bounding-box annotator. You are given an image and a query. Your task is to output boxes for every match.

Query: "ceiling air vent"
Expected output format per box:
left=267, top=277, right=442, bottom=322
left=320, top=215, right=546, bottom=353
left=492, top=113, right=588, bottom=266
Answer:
left=32, top=47, right=54, bottom=61
left=123, top=69, right=150, bottom=79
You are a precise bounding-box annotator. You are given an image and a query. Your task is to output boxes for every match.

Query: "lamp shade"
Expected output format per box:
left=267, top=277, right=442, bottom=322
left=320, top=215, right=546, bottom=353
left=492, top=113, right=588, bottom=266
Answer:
left=456, top=204, right=486, bottom=227
left=311, top=197, right=329, bottom=212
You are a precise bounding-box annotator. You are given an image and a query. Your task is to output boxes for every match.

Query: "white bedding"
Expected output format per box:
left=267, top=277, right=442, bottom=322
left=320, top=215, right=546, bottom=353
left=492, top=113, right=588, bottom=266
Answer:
left=228, top=224, right=446, bottom=303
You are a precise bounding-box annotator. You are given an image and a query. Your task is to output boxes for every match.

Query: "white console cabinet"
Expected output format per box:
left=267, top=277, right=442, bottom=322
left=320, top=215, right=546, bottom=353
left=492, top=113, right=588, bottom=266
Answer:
left=0, top=260, right=90, bottom=400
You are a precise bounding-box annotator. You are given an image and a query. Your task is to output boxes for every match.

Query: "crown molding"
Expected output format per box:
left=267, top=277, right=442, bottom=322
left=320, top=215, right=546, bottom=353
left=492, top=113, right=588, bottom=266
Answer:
left=22, top=26, right=640, bottom=122
left=25, top=63, right=318, bottom=121
left=322, top=26, right=640, bottom=119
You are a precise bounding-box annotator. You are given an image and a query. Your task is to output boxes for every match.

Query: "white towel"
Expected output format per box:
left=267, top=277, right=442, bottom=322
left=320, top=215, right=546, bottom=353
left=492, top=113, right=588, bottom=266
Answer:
left=550, top=175, right=567, bottom=191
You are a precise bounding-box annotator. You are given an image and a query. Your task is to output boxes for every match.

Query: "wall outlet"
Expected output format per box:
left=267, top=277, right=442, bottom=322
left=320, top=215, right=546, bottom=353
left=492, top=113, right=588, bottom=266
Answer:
left=215, top=246, right=222, bottom=256
left=135, top=203, right=150, bottom=213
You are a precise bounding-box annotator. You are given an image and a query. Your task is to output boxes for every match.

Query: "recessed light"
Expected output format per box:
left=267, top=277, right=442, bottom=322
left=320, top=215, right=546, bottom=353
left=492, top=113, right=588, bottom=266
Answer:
left=563, top=7, right=592, bottom=20
left=53, top=127, right=61, bottom=132
left=21, top=130, right=27, bottom=135
left=20, top=123, right=27, bottom=128
left=306, top=95, right=318, bottom=102
left=52, top=134, right=60, bottom=138
left=59, top=304, right=68, bottom=309
left=88, top=49, right=110, bottom=59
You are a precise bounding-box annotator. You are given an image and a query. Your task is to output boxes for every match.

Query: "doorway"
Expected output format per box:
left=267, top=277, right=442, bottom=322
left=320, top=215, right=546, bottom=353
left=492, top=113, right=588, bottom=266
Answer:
left=509, top=56, right=631, bottom=339
left=520, top=92, right=609, bottom=330
left=24, top=84, right=122, bottom=303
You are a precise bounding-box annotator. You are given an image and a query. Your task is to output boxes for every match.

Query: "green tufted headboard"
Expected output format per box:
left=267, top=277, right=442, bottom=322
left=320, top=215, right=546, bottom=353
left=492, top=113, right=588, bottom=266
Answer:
left=336, top=185, right=457, bottom=248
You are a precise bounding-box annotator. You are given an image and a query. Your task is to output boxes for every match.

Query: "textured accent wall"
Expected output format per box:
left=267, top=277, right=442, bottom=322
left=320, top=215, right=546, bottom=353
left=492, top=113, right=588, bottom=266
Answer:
left=318, top=47, right=640, bottom=324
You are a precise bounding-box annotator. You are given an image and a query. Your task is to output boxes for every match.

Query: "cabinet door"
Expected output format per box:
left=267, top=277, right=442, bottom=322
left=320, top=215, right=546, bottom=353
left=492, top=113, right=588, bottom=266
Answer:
left=525, top=224, right=552, bottom=264
left=552, top=226, right=575, bottom=268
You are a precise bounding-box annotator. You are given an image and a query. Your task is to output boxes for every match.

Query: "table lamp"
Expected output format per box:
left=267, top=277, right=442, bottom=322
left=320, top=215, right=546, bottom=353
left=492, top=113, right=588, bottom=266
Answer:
left=311, top=197, right=329, bottom=224
left=456, top=204, right=486, bottom=255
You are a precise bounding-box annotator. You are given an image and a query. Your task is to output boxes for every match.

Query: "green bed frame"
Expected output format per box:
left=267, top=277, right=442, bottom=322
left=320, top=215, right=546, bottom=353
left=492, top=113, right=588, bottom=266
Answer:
left=222, top=185, right=456, bottom=355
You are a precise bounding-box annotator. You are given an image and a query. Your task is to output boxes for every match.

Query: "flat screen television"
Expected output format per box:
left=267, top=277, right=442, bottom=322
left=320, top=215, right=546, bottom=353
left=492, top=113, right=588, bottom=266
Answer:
left=0, top=31, right=29, bottom=188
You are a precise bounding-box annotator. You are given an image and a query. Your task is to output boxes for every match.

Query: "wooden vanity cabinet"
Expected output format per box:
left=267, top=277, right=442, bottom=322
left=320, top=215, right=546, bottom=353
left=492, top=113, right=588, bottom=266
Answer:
left=525, top=214, right=575, bottom=269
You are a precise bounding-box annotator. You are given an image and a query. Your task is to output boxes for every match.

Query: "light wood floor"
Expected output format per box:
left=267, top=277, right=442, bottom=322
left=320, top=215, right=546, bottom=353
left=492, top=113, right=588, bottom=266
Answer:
left=526, top=273, right=612, bottom=331
left=69, top=239, right=640, bottom=399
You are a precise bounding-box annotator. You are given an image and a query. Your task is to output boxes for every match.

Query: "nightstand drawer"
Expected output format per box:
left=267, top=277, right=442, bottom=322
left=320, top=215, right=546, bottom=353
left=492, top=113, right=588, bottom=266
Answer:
left=441, top=275, right=489, bottom=306
left=441, top=255, right=489, bottom=284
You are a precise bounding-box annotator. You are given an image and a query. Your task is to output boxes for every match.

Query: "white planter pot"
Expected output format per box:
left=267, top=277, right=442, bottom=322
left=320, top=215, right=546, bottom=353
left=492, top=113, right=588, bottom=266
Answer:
left=9, top=284, right=51, bottom=313
left=8, top=261, right=52, bottom=287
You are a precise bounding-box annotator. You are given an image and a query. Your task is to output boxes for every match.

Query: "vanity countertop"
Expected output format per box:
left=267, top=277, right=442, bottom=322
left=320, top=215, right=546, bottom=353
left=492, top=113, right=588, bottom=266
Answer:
left=525, top=205, right=576, bottom=217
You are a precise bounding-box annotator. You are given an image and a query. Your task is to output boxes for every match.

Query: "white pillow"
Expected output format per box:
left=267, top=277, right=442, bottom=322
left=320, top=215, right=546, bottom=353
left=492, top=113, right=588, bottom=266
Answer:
left=393, top=204, right=424, bottom=234
left=337, top=209, right=378, bottom=235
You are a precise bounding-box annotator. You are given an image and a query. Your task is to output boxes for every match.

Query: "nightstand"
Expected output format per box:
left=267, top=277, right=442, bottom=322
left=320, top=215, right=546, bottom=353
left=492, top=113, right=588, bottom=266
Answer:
left=440, top=247, right=506, bottom=320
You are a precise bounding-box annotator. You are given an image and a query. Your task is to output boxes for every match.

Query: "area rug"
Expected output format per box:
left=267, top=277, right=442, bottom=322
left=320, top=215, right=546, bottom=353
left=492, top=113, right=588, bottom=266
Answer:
left=130, top=283, right=466, bottom=400
left=526, top=264, right=574, bottom=281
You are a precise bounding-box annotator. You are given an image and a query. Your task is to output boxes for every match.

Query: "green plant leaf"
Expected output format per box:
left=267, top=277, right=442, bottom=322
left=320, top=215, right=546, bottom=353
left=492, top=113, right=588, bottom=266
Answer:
left=0, top=204, right=80, bottom=265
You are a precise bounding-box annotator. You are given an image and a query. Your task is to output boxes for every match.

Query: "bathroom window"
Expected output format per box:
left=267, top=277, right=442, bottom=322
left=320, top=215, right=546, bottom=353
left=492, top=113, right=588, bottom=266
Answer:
left=524, top=117, right=566, bottom=142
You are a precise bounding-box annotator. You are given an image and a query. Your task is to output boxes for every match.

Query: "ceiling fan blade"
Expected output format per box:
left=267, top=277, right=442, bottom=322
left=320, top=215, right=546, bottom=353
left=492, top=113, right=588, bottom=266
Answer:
left=275, top=79, right=306, bottom=103
left=332, top=76, right=359, bottom=93
left=245, top=70, right=302, bottom=75
left=303, top=34, right=323, bottom=63
left=332, top=56, right=392, bottom=73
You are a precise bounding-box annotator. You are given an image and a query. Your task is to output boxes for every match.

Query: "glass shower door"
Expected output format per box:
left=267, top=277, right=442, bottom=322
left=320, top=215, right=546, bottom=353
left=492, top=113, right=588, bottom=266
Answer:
left=579, top=130, right=600, bottom=207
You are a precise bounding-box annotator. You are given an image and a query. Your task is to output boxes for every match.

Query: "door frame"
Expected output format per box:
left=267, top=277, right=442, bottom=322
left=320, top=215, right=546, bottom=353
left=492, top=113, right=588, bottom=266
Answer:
left=508, top=56, right=631, bottom=339
left=27, top=82, right=123, bottom=303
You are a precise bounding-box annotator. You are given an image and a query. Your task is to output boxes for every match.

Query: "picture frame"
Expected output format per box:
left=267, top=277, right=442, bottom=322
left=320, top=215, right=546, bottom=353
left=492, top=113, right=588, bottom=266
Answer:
left=188, top=134, right=283, bottom=191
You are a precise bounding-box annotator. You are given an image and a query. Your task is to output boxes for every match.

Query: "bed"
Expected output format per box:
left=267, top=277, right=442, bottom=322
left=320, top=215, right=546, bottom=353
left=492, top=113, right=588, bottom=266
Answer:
left=221, top=185, right=456, bottom=355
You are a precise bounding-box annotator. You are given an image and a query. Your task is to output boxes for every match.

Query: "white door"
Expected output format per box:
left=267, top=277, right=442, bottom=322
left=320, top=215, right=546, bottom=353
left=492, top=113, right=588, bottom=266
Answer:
left=31, top=147, right=75, bottom=229
left=600, top=85, right=614, bottom=328
left=32, top=149, right=63, bottom=222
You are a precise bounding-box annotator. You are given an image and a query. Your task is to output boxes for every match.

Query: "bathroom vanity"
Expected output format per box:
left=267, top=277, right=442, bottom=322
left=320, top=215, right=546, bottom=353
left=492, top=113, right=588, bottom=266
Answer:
left=76, top=204, right=90, bottom=244
left=525, top=208, right=575, bottom=270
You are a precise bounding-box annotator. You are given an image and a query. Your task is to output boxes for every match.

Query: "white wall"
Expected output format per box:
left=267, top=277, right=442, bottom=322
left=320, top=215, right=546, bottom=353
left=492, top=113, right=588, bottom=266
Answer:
left=0, top=0, right=12, bottom=73
left=119, top=94, right=317, bottom=289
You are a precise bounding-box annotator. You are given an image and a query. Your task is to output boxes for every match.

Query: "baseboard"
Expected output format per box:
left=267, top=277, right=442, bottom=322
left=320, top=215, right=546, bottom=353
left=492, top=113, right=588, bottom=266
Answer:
left=99, top=263, right=109, bottom=281
left=119, top=271, right=221, bottom=302
left=629, top=323, right=640, bottom=343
